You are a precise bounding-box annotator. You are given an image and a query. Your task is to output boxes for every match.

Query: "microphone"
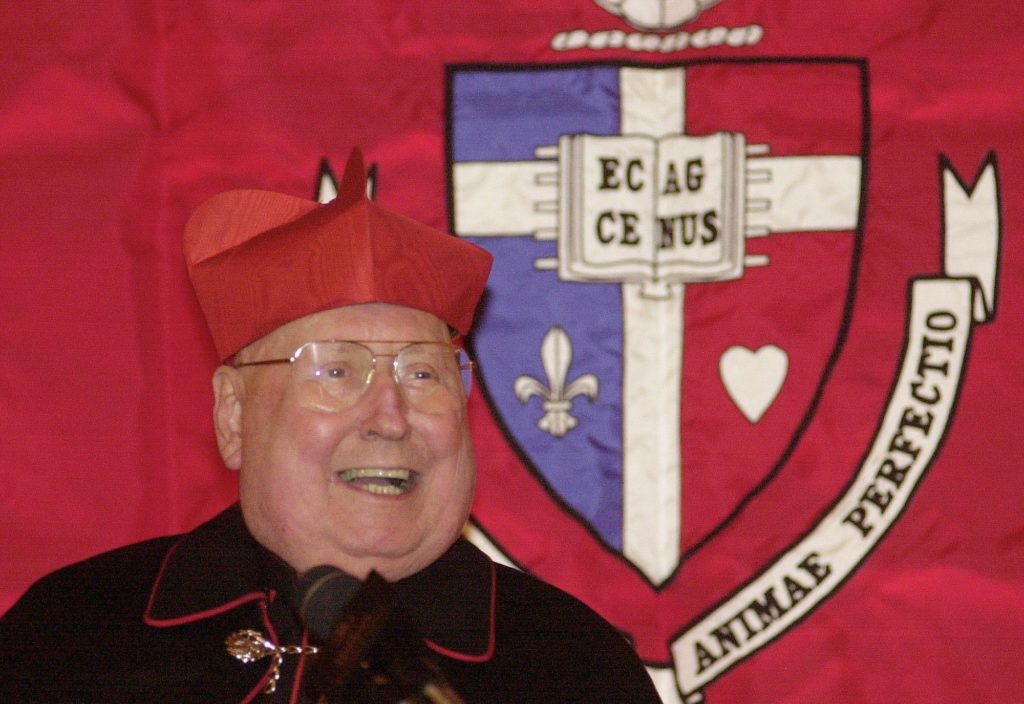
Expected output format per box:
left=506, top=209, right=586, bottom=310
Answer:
left=294, top=566, right=465, bottom=704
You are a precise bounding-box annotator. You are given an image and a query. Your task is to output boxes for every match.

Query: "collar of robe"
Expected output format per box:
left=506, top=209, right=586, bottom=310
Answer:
left=143, top=503, right=495, bottom=662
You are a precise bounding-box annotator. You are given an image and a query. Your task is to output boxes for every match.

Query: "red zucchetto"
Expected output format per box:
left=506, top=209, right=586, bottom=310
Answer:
left=184, top=148, right=492, bottom=360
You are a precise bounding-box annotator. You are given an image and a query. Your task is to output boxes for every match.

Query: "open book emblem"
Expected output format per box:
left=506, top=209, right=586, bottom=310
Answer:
left=554, top=132, right=748, bottom=288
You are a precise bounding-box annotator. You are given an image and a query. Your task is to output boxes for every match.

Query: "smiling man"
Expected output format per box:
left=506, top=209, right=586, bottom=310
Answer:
left=0, top=149, right=661, bottom=703
left=220, top=304, right=478, bottom=583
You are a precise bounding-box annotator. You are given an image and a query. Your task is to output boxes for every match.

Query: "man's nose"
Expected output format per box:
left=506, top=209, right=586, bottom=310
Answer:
left=357, top=367, right=411, bottom=439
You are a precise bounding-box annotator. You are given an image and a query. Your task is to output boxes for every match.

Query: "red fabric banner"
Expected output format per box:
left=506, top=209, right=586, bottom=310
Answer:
left=2, top=3, right=1021, bottom=702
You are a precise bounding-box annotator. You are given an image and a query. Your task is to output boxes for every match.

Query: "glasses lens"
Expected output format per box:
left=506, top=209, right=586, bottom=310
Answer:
left=294, top=341, right=373, bottom=412
left=395, top=343, right=467, bottom=414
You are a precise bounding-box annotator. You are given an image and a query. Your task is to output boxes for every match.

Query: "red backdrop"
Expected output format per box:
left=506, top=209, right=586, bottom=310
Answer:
left=2, top=3, right=1021, bottom=702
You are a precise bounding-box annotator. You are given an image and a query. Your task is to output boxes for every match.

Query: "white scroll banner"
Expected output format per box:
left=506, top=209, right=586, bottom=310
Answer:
left=668, top=155, right=1000, bottom=700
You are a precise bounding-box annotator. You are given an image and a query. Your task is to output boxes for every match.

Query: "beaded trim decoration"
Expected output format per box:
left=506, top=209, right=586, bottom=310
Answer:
left=225, top=629, right=319, bottom=694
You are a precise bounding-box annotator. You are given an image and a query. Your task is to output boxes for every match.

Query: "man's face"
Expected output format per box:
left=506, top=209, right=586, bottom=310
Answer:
left=213, top=303, right=476, bottom=581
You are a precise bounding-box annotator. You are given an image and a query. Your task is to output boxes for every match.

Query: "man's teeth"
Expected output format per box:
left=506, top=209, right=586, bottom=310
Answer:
left=338, top=468, right=414, bottom=495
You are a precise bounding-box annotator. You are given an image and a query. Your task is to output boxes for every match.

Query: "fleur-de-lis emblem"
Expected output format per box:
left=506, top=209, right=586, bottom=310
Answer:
left=514, top=326, right=599, bottom=437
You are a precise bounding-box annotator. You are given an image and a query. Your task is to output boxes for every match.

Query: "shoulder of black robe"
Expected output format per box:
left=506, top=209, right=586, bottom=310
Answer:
left=1, top=508, right=661, bottom=703
left=397, top=539, right=662, bottom=703
left=0, top=505, right=297, bottom=704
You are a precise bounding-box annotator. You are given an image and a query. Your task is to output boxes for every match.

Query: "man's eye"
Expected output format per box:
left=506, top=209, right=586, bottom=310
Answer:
left=402, top=365, right=440, bottom=383
left=317, top=365, right=352, bottom=379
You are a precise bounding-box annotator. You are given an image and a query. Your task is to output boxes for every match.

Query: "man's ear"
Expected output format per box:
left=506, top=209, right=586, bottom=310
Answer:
left=212, top=366, right=244, bottom=470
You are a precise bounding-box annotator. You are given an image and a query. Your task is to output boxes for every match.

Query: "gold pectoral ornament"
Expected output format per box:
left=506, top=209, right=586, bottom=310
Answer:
left=225, top=628, right=319, bottom=694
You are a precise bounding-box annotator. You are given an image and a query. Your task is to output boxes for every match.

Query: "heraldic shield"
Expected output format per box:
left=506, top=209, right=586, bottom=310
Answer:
left=447, top=59, right=867, bottom=663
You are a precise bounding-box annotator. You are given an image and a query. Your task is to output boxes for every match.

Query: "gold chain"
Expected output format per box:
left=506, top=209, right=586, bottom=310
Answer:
left=225, top=629, right=319, bottom=694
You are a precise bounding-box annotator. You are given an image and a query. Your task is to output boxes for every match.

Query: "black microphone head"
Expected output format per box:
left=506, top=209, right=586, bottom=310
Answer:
left=296, top=569, right=463, bottom=703
left=294, top=565, right=362, bottom=644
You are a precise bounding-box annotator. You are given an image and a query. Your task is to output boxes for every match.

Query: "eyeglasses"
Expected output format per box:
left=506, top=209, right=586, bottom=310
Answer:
left=235, top=340, right=474, bottom=415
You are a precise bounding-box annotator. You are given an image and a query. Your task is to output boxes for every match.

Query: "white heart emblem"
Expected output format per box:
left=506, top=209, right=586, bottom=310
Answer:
left=719, top=345, right=789, bottom=423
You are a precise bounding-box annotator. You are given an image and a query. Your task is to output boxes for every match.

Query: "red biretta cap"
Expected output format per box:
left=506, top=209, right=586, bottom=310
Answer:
left=184, top=149, right=492, bottom=360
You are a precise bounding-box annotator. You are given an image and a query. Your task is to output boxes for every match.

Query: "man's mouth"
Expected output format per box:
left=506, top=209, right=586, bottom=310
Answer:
left=336, top=468, right=417, bottom=496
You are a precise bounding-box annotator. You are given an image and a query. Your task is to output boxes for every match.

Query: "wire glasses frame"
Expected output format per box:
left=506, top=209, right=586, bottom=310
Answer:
left=235, top=340, right=474, bottom=415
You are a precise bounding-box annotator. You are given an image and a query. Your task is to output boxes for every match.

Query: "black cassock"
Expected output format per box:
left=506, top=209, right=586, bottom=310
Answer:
left=1, top=504, right=661, bottom=703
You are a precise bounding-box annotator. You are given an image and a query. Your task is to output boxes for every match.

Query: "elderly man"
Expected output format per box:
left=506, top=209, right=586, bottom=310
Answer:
left=0, top=150, right=661, bottom=702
